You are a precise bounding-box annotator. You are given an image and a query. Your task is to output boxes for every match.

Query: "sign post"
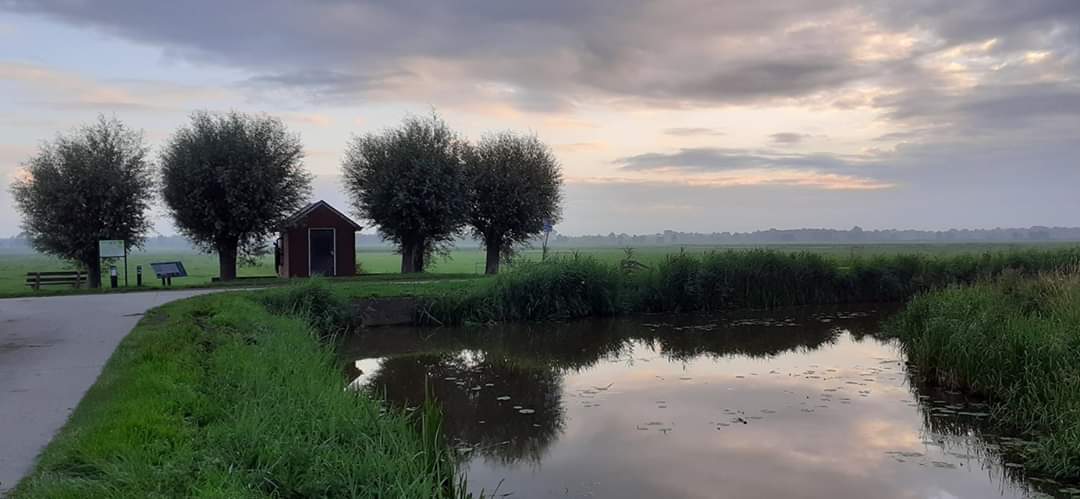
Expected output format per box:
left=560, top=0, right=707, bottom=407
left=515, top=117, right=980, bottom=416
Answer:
left=150, top=261, right=188, bottom=287
left=98, top=240, right=127, bottom=287
left=542, top=218, right=554, bottom=261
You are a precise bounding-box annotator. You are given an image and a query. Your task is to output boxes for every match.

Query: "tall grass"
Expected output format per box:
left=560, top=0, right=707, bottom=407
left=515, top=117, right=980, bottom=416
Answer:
left=423, top=255, right=622, bottom=324
left=13, top=291, right=463, bottom=498
left=260, top=277, right=354, bottom=336
left=886, top=271, right=1080, bottom=479
left=422, top=247, right=1080, bottom=324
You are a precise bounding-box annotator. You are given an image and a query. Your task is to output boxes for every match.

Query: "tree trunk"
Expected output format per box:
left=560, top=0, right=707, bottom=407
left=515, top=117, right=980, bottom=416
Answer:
left=400, top=237, right=428, bottom=274
left=400, top=241, right=418, bottom=273
left=413, top=236, right=426, bottom=273
left=87, top=258, right=102, bottom=289
left=484, top=242, right=501, bottom=274
left=218, top=241, right=238, bottom=281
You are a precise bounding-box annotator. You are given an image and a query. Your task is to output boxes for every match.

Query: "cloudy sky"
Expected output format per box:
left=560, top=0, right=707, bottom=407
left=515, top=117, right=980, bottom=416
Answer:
left=2, top=0, right=1079, bottom=237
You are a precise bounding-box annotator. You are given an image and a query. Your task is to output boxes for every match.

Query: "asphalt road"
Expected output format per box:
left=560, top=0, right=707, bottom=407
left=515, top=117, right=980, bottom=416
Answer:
left=0, top=289, right=220, bottom=494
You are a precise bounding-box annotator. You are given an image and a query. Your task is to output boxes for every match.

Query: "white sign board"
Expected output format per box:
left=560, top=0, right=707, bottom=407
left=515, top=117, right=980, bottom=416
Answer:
left=98, top=240, right=125, bottom=258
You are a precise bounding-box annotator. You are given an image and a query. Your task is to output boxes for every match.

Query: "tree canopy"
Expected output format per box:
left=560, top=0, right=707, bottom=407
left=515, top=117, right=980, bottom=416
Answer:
left=465, top=132, right=563, bottom=273
left=160, top=111, right=311, bottom=280
left=10, top=116, right=154, bottom=288
left=342, top=113, right=469, bottom=273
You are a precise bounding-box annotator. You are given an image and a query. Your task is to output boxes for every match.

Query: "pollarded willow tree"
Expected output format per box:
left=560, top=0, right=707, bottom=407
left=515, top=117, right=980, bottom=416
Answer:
left=465, top=132, right=563, bottom=274
left=10, top=117, right=155, bottom=288
left=160, top=111, right=311, bottom=281
left=342, top=113, right=469, bottom=273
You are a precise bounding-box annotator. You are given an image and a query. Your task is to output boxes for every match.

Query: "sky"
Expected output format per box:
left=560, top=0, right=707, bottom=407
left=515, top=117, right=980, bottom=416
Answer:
left=1, top=0, right=1079, bottom=237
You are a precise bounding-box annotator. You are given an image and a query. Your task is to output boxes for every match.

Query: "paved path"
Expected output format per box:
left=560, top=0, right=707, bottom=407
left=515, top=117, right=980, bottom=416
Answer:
left=0, top=290, right=220, bottom=494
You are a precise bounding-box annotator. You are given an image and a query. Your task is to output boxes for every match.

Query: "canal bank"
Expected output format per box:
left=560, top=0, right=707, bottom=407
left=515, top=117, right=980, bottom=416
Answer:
left=12, top=248, right=1080, bottom=496
left=8, top=291, right=459, bottom=498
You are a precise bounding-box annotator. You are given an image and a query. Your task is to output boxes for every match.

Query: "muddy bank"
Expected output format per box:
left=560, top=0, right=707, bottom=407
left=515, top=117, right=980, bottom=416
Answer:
left=349, top=297, right=420, bottom=327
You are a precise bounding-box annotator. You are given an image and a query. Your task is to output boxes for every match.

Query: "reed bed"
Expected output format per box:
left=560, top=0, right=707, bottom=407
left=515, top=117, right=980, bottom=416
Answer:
left=886, top=271, right=1080, bottom=479
left=423, top=247, right=1080, bottom=324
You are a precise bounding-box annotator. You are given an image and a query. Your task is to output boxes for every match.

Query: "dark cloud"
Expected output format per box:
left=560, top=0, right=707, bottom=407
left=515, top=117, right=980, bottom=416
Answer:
left=769, top=133, right=810, bottom=145
left=871, top=0, right=1080, bottom=49
left=247, top=70, right=406, bottom=96
left=873, top=82, right=1080, bottom=141
left=0, top=0, right=873, bottom=109
left=4, top=0, right=1080, bottom=159
left=615, top=148, right=866, bottom=173
left=245, top=69, right=413, bottom=101
left=668, top=59, right=867, bottom=103
left=568, top=148, right=1080, bottom=233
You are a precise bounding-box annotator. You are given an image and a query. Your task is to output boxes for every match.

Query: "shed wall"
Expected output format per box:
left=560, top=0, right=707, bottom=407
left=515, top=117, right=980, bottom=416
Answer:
left=280, top=204, right=357, bottom=278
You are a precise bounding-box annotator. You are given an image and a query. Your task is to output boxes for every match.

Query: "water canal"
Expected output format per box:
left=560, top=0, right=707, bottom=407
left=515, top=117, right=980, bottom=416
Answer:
left=341, top=305, right=1074, bottom=498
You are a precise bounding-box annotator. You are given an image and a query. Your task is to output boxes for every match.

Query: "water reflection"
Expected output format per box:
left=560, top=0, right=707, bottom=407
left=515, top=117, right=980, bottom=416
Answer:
left=362, top=353, right=565, bottom=465
left=342, top=305, right=1069, bottom=498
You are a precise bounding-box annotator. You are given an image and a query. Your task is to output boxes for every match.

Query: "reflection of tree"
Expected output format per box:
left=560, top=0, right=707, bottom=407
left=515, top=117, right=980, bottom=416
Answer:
left=342, top=305, right=890, bottom=370
left=342, top=319, right=633, bottom=372
left=364, top=353, right=565, bottom=465
left=637, top=305, right=891, bottom=360
left=346, top=303, right=893, bottom=466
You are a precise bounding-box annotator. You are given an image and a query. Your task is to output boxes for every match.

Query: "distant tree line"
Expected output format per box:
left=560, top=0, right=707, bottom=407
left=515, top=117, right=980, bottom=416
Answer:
left=548, top=226, right=1080, bottom=247
left=8, top=111, right=563, bottom=286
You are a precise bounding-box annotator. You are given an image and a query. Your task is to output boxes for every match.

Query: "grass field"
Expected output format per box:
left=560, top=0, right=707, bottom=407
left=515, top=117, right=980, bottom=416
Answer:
left=3, top=242, right=1079, bottom=297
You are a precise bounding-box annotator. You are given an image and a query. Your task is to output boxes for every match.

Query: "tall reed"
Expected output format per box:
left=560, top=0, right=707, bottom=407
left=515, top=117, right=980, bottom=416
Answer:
left=425, top=247, right=1080, bottom=324
left=886, top=271, right=1080, bottom=479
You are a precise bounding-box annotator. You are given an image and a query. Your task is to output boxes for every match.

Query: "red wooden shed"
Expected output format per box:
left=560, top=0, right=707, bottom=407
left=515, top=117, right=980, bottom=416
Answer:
left=276, top=200, right=362, bottom=278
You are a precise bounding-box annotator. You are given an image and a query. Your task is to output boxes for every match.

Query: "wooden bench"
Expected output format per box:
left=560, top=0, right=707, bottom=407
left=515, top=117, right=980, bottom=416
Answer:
left=25, top=271, right=87, bottom=290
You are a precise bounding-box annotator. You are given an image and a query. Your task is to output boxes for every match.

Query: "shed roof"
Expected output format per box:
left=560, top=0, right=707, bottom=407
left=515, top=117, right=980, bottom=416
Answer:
left=281, top=200, right=363, bottom=230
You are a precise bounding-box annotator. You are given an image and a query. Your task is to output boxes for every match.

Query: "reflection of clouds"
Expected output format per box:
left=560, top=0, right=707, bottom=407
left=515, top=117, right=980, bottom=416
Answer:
left=345, top=357, right=381, bottom=391
left=853, top=419, right=923, bottom=453
left=347, top=310, right=1038, bottom=499
left=469, top=333, right=1034, bottom=498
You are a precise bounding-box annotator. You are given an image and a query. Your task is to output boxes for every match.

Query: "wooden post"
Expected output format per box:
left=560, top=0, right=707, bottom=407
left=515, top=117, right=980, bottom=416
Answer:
left=34, top=272, right=40, bottom=290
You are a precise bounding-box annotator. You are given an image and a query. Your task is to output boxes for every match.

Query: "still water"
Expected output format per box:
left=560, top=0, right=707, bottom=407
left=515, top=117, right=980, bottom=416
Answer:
left=341, top=306, right=1071, bottom=499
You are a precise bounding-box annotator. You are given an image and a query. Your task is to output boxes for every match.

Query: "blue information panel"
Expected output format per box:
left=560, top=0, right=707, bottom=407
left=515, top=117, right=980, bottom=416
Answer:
left=150, top=261, right=187, bottom=279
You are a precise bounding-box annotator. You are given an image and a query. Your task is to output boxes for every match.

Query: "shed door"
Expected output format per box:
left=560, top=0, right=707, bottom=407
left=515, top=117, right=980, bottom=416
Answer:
left=309, top=228, right=336, bottom=276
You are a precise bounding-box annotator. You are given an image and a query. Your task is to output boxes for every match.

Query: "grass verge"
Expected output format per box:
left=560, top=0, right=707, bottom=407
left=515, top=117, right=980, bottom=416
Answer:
left=0, top=272, right=487, bottom=300
left=12, top=290, right=460, bottom=498
left=886, top=271, right=1080, bottom=479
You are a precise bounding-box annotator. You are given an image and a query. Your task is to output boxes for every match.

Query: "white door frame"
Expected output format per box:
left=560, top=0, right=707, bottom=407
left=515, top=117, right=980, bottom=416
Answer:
left=307, top=227, right=337, bottom=276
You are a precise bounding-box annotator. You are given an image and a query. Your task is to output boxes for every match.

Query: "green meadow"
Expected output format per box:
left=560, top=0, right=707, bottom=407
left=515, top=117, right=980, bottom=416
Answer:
left=3, top=242, right=1078, bottom=296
